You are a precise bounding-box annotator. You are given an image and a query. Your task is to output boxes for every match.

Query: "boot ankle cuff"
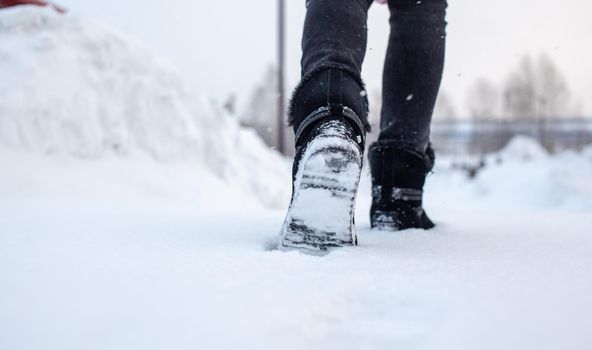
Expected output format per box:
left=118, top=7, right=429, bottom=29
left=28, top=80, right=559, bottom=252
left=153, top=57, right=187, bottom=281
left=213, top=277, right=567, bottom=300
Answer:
left=369, top=142, right=435, bottom=189
left=289, top=68, right=370, bottom=139
left=294, top=106, right=366, bottom=149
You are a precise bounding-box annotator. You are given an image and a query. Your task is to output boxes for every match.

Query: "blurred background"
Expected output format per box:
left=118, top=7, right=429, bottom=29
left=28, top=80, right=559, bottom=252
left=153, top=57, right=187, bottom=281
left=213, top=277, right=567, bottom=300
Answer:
left=56, top=0, right=592, bottom=157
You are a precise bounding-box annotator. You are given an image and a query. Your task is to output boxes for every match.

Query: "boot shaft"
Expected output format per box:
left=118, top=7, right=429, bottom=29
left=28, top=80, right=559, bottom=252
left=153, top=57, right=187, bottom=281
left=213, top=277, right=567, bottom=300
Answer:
left=369, top=142, right=435, bottom=190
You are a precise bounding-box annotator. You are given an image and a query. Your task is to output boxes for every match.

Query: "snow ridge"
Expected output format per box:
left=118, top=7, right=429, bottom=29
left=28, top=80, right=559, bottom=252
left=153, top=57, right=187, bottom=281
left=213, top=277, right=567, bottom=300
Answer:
left=0, top=6, right=289, bottom=207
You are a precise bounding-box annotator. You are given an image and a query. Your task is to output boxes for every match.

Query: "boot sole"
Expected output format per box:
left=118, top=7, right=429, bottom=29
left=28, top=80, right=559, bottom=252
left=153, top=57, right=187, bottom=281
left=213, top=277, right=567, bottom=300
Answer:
left=371, top=208, right=436, bottom=231
left=279, top=132, right=362, bottom=254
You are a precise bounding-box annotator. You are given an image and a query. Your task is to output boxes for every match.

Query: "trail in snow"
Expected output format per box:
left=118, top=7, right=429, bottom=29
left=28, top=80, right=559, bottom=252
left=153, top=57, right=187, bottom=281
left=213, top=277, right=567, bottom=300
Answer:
left=1, top=145, right=592, bottom=350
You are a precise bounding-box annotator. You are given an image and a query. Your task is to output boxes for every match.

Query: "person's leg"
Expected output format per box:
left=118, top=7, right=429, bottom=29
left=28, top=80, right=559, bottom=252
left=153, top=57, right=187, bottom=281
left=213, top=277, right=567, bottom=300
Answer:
left=289, top=0, right=374, bottom=140
left=280, top=0, right=374, bottom=253
left=378, top=0, right=447, bottom=152
left=369, top=0, right=447, bottom=231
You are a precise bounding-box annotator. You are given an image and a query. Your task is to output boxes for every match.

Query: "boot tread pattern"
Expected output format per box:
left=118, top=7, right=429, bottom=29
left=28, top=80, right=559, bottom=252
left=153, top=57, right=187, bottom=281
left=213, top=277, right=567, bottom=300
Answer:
left=280, top=120, right=362, bottom=253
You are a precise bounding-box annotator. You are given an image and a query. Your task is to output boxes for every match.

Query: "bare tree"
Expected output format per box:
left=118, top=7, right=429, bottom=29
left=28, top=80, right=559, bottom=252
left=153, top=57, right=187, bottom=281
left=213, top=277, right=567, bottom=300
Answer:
left=536, top=53, right=570, bottom=117
left=223, top=94, right=237, bottom=115
left=466, top=78, right=501, bottom=120
left=433, top=89, right=458, bottom=121
left=502, top=53, right=573, bottom=119
left=241, top=65, right=278, bottom=148
left=503, top=56, right=537, bottom=119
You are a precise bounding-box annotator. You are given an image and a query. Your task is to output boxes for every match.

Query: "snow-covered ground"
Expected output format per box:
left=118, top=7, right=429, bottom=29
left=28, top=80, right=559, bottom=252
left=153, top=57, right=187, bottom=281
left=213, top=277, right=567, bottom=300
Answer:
left=0, top=6, right=290, bottom=208
left=1, top=6, right=592, bottom=350
left=2, top=142, right=592, bottom=350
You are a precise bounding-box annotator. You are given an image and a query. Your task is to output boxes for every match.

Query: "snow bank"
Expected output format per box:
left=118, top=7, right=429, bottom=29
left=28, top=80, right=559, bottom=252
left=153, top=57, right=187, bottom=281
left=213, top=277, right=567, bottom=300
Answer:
left=493, top=135, right=548, bottom=162
left=429, top=136, right=592, bottom=211
left=582, top=143, right=592, bottom=162
left=0, top=6, right=290, bottom=207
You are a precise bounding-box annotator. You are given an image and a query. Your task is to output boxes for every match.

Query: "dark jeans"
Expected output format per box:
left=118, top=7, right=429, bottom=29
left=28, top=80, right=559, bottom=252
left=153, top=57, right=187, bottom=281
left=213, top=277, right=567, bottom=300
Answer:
left=294, top=0, right=447, bottom=153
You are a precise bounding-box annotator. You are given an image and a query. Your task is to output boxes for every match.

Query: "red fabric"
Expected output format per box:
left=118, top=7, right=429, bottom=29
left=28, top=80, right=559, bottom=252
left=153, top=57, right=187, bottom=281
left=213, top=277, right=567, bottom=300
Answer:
left=1, top=0, right=49, bottom=7
left=0, top=0, right=65, bottom=13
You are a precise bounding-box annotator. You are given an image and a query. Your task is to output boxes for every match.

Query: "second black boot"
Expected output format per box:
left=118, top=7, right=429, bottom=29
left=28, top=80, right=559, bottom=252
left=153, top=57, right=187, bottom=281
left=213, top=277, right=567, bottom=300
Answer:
left=369, top=142, right=436, bottom=231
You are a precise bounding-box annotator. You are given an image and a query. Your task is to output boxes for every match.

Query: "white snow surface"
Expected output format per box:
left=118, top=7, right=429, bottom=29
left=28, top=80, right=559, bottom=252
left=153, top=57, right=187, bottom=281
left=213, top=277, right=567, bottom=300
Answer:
left=0, top=6, right=289, bottom=208
left=2, top=7, right=592, bottom=350
left=474, top=136, right=592, bottom=210
left=2, top=140, right=592, bottom=350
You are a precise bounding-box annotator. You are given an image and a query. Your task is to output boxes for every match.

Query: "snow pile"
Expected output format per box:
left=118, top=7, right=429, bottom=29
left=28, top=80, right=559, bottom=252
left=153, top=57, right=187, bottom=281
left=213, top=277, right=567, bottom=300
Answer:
left=0, top=6, right=289, bottom=207
left=0, top=7, right=198, bottom=159
left=582, top=143, right=592, bottom=162
left=429, top=135, right=592, bottom=211
left=493, top=135, right=548, bottom=162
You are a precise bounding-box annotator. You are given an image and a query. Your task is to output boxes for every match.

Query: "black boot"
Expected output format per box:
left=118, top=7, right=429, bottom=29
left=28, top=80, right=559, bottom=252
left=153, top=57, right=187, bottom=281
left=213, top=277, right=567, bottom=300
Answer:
left=369, top=142, right=435, bottom=231
left=279, top=69, right=368, bottom=253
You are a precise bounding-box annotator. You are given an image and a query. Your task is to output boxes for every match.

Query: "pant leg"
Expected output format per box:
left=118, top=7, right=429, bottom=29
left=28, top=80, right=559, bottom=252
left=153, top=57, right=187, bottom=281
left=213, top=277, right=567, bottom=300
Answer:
left=378, top=0, right=447, bottom=152
left=301, top=0, right=373, bottom=80
left=289, top=0, right=374, bottom=142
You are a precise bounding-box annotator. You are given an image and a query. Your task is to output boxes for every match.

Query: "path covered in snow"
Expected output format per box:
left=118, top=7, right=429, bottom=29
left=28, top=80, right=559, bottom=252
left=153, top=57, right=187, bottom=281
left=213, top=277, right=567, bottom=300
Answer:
left=1, top=146, right=592, bottom=350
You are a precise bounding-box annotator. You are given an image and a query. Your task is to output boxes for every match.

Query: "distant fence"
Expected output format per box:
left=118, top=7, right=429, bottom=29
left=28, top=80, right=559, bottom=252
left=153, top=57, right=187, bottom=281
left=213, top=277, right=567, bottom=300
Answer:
left=431, top=118, right=592, bottom=155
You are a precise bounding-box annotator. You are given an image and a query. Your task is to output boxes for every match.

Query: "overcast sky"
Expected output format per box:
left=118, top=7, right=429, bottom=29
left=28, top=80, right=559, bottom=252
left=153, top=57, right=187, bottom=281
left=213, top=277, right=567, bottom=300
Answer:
left=60, top=0, right=592, bottom=116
